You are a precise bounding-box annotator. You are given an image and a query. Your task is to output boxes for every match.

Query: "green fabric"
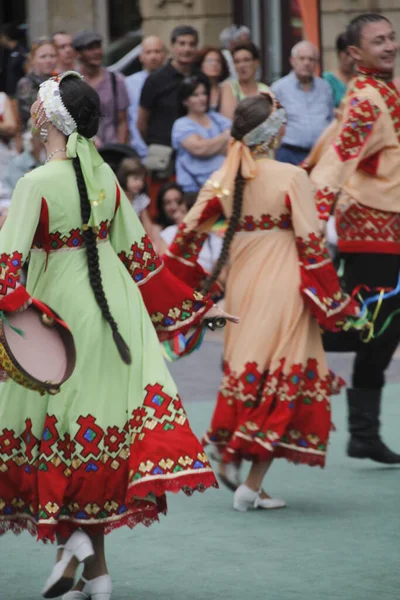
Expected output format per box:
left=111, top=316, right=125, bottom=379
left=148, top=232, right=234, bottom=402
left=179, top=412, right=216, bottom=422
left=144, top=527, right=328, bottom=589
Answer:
left=0, top=160, right=186, bottom=527
left=323, top=71, right=347, bottom=108
left=230, top=80, right=270, bottom=101
left=66, top=132, right=106, bottom=228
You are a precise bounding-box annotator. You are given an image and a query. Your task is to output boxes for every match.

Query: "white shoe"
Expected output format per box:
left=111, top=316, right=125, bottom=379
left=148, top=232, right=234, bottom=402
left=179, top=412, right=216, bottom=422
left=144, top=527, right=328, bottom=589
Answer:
left=218, top=462, right=241, bottom=491
left=233, top=484, right=287, bottom=512
left=233, top=484, right=258, bottom=511
left=254, top=494, right=287, bottom=509
left=42, top=530, right=95, bottom=598
left=62, top=575, right=112, bottom=600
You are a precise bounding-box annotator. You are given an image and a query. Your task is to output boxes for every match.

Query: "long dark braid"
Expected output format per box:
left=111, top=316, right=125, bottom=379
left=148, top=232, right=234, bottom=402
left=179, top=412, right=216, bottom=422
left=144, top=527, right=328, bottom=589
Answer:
left=202, top=169, right=245, bottom=294
left=60, top=74, right=131, bottom=365
left=202, top=94, right=273, bottom=295
left=72, top=156, right=131, bottom=365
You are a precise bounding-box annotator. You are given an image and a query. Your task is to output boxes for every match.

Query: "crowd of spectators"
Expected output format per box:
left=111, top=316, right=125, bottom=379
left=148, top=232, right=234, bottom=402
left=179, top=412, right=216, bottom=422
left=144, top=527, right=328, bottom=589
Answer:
left=0, top=20, right=356, bottom=259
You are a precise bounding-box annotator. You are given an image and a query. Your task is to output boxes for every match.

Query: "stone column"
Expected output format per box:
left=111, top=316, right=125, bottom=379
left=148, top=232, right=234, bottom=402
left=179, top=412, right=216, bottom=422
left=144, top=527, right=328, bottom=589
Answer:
left=140, top=0, right=232, bottom=47
left=27, top=0, right=109, bottom=45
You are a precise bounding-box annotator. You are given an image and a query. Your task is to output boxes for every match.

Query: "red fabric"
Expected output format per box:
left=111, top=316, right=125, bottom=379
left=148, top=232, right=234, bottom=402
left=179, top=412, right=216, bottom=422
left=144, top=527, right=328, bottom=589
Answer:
left=203, top=359, right=344, bottom=467
left=300, top=262, right=359, bottom=331
left=339, top=240, right=400, bottom=254
left=0, top=284, right=30, bottom=312
left=117, top=233, right=213, bottom=340
left=115, top=182, right=121, bottom=212
left=333, top=98, right=380, bottom=163
left=359, top=151, right=380, bottom=176
left=296, top=233, right=359, bottom=331
left=336, top=202, right=400, bottom=255
left=33, top=198, right=50, bottom=268
left=138, top=262, right=213, bottom=341
left=0, top=386, right=217, bottom=542
left=316, top=187, right=335, bottom=220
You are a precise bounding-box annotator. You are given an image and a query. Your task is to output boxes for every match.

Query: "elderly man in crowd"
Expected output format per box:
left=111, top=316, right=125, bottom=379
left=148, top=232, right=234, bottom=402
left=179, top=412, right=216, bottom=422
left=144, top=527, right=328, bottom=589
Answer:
left=126, top=36, right=166, bottom=158
left=73, top=30, right=129, bottom=147
left=52, top=30, right=77, bottom=74
left=271, top=40, right=334, bottom=165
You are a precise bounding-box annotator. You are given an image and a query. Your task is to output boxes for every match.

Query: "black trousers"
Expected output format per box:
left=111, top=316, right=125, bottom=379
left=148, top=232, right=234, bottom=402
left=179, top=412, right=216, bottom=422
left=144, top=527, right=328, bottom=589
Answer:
left=323, top=253, right=400, bottom=389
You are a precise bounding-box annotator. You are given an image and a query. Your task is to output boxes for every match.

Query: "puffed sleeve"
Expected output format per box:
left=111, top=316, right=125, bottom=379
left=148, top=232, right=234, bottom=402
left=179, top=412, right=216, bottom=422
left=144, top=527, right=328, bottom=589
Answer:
left=288, top=168, right=358, bottom=330
left=110, top=183, right=213, bottom=341
left=0, top=175, right=42, bottom=311
left=310, top=95, right=383, bottom=220
left=163, top=178, right=224, bottom=292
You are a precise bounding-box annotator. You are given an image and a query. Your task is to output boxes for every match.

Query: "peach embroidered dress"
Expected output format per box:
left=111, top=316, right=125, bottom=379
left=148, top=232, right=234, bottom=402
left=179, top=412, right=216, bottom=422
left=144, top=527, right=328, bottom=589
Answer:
left=165, top=141, right=357, bottom=467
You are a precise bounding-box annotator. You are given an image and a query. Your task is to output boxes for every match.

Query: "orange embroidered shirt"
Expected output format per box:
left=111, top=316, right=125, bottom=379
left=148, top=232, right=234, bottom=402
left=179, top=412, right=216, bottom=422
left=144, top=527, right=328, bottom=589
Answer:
left=310, top=67, right=400, bottom=254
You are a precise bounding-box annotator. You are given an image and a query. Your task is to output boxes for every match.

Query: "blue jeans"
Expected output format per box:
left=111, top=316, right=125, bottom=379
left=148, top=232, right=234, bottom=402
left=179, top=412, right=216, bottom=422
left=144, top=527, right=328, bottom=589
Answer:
left=276, top=145, right=309, bottom=166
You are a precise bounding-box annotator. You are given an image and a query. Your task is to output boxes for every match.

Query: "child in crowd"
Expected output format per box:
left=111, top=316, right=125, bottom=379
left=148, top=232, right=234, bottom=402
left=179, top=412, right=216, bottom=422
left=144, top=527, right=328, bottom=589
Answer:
left=116, top=157, right=153, bottom=236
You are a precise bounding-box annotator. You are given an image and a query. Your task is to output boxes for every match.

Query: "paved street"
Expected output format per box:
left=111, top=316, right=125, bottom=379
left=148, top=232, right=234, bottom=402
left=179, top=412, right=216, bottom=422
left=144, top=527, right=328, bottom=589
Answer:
left=1, top=336, right=400, bottom=600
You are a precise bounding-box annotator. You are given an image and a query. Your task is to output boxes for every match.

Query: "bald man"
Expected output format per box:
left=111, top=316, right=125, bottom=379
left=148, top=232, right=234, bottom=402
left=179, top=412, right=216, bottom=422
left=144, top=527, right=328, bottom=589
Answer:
left=271, top=41, right=334, bottom=165
left=126, top=36, right=166, bottom=157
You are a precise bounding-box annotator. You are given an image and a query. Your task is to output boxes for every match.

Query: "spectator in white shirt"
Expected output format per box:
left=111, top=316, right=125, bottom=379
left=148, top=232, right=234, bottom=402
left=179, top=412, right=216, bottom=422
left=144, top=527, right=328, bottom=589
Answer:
left=125, top=36, right=166, bottom=158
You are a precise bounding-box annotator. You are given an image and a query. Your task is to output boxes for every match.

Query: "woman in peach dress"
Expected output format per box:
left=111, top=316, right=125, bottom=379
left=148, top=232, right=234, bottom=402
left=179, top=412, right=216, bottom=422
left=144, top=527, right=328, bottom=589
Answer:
left=164, top=95, right=358, bottom=512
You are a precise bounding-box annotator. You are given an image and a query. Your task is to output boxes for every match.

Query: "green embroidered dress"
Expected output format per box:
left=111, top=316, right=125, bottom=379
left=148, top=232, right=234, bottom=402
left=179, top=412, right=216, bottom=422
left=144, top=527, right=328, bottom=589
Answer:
left=0, top=159, right=216, bottom=542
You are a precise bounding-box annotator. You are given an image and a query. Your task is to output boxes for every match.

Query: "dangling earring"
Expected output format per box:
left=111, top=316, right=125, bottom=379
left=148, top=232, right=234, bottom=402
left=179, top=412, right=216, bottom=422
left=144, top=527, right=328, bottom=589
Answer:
left=40, top=126, right=48, bottom=142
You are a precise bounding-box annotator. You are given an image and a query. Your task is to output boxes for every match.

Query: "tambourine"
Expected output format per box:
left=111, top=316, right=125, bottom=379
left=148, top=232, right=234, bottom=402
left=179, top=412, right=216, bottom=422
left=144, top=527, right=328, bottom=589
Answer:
left=0, top=299, right=76, bottom=396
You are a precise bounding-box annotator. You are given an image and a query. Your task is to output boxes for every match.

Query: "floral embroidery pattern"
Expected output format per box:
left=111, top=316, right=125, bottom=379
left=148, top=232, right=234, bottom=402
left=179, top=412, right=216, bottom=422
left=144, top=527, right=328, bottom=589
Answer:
left=296, top=233, right=330, bottom=269
left=333, top=97, right=380, bottom=162
left=150, top=291, right=206, bottom=332
left=168, top=223, right=208, bottom=266
left=32, top=221, right=109, bottom=251
left=236, top=213, right=292, bottom=232
left=315, top=187, right=336, bottom=220
left=0, top=383, right=216, bottom=541
left=118, top=234, right=163, bottom=285
left=0, top=251, right=23, bottom=297
left=203, top=359, right=343, bottom=467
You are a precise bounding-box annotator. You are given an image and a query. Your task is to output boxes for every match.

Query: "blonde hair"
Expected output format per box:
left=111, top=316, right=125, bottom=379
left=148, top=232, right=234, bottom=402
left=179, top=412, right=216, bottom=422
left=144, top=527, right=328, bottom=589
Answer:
left=28, top=37, right=57, bottom=72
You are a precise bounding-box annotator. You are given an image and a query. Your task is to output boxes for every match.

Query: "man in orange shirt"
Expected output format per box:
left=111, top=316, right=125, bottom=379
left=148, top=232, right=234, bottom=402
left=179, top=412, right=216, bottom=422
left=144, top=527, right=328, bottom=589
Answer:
left=311, top=13, right=400, bottom=464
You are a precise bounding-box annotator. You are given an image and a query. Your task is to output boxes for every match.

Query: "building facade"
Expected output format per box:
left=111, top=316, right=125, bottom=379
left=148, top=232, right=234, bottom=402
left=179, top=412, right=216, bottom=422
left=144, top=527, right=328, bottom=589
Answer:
left=2, top=0, right=400, bottom=80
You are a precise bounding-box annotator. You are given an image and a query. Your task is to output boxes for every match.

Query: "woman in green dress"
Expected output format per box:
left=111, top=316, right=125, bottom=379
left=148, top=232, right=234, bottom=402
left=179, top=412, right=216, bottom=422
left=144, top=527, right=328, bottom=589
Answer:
left=0, top=72, right=235, bottom=600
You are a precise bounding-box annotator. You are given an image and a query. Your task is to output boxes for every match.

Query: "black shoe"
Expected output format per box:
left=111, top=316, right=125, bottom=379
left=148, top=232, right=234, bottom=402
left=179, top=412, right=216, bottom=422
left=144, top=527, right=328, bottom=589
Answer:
left=348, top=437, right=400, bottom=464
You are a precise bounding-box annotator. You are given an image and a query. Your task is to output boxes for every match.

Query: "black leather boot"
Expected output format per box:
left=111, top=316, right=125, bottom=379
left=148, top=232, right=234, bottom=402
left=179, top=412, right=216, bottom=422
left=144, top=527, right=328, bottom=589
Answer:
left=347, top=388, right=400, bottom=464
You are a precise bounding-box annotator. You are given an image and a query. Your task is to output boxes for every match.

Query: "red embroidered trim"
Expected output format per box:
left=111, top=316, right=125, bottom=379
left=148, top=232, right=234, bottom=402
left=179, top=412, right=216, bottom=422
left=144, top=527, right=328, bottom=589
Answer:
left=236, top=213, right=292, bottom=232
left=0, top=384, right=217, bottom=542
left=32, top=221, right=110, bottom=251
left=169, top=222, right=208, bottom=265
left=0, top=252, right=30, bottom=311
left=333, top=97, right=380, bottom=162
left=337, top=202, right=400, bottom=252
left=316, top=187, right=335, bottom=220
left=296, top=233, right=331, bottom=267
left=117, top=234, right=163, bottom=285
left=203, top=359, right=344, bottom=466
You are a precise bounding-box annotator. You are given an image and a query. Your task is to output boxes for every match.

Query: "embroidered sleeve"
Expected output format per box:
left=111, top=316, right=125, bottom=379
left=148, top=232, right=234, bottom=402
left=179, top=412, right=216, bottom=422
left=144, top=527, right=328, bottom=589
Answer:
left=163, top=178, right=224, bottom=292
left=310, top=96, right=382, bottom=220
left=110, top=184, right=213, bottom=341
left=0, top=175, right=42, bottom=312
left=288, top=169, right=358, bottom=331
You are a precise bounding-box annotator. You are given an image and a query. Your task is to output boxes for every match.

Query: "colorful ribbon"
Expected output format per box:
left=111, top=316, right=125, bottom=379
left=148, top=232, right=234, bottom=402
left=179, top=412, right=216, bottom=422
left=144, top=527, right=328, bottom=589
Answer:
left=344, top=273, right=400, bottom=343
left=161, top=326, right=207, bottom=362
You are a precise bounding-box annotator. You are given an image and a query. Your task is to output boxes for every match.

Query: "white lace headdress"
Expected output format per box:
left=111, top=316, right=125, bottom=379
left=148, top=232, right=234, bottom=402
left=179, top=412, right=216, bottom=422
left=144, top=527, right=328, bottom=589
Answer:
left=37, top=71, right=83, bottom=136
left=242, top=99, right=287, bottom=148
